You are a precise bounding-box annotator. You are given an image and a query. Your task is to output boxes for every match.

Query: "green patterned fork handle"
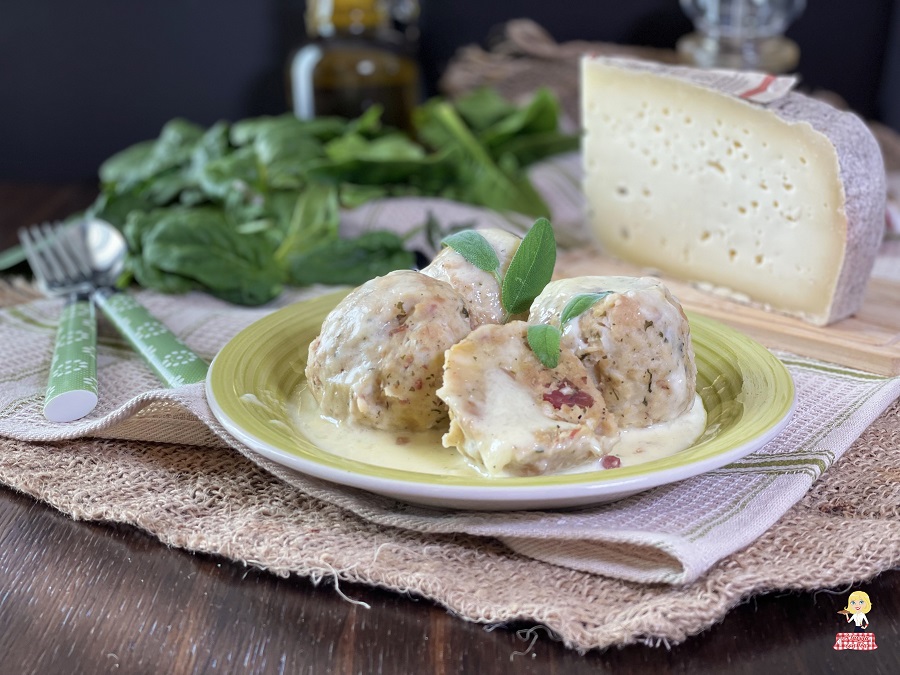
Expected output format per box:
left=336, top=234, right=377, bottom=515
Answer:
left=93, top=288, right=208, bottom=387
left=43, top=294, right=99, bottom=423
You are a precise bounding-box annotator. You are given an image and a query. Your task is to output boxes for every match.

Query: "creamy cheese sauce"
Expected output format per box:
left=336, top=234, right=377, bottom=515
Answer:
left=289, top=387, right=707, bottom=477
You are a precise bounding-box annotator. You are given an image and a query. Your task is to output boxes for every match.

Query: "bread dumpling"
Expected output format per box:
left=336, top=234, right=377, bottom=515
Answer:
left=306, top=270, right=473, bottom=431
left=437, top=321, right=618, bottom=476
left=420, top=228, right=522, bottom=326
left=529, top=276, right=696, bottom=429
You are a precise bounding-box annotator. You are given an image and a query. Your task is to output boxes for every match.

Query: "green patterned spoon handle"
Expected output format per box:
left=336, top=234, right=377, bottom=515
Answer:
left=93, top=288, right=208, bottom=387
left=43, top=294, right=99, bottom=423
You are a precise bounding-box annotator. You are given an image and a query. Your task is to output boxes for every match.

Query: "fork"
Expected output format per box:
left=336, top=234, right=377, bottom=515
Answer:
left=19, top=222, right=99, bottom=422
left=63, top=218, right=209, bottom=388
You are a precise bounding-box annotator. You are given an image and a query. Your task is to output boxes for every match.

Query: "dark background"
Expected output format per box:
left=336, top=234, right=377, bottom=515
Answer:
left=1, top=0, right=898, bottom=181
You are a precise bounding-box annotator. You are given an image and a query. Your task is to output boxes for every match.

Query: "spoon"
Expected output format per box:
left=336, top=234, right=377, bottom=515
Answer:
left=74, top=218, right=209, bottom=387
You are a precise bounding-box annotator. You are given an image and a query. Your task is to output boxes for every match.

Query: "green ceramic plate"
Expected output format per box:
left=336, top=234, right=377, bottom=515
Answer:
left=206, top=289, right=795, bottom=510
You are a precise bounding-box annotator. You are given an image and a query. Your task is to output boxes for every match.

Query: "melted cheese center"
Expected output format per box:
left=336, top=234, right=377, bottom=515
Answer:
left=290, top=388, right=707, bottom=477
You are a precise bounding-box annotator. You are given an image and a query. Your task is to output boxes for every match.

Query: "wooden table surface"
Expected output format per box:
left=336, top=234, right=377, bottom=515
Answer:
left=0, top=183, right=897, bottom=674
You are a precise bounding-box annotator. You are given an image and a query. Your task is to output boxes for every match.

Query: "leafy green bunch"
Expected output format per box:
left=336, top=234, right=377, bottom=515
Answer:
left=79, top=87, right=576, bottom=305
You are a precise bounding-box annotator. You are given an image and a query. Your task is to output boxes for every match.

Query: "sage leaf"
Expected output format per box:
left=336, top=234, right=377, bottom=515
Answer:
left=559, top=291, right=613, bottom=326
left=441, top=230, right=500, bottom=274
left=501, top=217, right=556, bottom=315
left=527, top=324, right=561, bottom=369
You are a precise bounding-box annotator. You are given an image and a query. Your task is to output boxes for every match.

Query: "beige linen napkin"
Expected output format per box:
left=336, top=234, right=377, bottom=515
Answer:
left=0, top=155, right=898, bottom=585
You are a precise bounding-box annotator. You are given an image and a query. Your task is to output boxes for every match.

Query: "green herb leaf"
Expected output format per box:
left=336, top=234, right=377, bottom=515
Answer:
left=527, top=324, right=561, bottom=369
left=274, top=183, right=340, bottom=261
left=441, top=230, right=500, bottom=274
left=560, top=291, right=613, bottom=326
left=83, top=87, right=577, bottom=306
left=286, top=231, right=415, bottom=286
left=501, top=217, right=557, bottom=315
left=124, top=207, right=283, bottom=304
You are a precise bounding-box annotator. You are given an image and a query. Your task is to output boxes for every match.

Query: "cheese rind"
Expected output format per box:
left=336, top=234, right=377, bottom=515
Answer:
left=581, top=56, right=886, bottom=326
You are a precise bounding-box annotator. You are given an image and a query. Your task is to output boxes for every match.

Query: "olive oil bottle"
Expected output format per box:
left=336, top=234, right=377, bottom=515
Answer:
left=289, top=0, right=421, bottom=132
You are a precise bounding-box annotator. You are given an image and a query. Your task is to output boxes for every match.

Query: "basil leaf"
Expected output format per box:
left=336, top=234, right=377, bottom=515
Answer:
left=441, top=230, right=500, bottom=274
left=560, top=291, right=613, bottom=326
left=527, top=324, right=561, bottom=369
left=501, top=217, right=556, bottom=315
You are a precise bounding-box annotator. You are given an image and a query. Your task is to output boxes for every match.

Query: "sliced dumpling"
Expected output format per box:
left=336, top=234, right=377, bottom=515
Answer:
left=306, top=270, right=473, bottom=431
left=530, top=276, right=696, bottom=429
left=420, top=228, right=522, bottom=326
left=437, top=322, right=618, bottom=477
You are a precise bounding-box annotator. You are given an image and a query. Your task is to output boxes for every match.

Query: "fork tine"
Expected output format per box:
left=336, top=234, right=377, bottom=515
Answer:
left=54, top=223, right=93, bottom=282
left=39, top=222, right=86, bottom=283
left=19, top=225, right=58, bottom=288
left=64, top=223, right=95, bottom=279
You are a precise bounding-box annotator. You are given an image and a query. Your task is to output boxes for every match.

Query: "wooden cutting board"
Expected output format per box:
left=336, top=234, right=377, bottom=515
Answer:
left=555, top=249, right=900, bottom=376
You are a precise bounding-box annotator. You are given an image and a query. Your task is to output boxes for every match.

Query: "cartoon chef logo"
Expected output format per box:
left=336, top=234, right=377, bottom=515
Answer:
left=834, top=590, right=877, bottom=651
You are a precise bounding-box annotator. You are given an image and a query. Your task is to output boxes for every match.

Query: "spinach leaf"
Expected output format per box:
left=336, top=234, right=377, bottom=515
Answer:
left=494, top=131, right=580, bottom=168
left=275, top=182, right=340, bottom=261
left=324, top=132, right=424, bottom=162
left=199, top=146, right=262, bottom=200
left=479, top=88, right=561, bottom=154
left=453, top=88, right=517, bottom=133
left=127, top=208, right=283, bottom=305
left=416, top=101, right=551, bottom=217
left=305, top=153, right=455, bottom=193
left=286, top=231, right=414, bottom=286
left=101, top=119, right=205, bottom=193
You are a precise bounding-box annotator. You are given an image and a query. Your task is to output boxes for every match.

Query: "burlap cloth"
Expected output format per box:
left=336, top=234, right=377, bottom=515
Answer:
left=1, top=178, right=899, bottom=651
left=0, top=287, right=897, bottom=652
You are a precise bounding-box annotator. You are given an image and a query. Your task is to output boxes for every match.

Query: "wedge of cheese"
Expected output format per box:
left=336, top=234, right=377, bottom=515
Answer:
left=581, top=56, right=886, bottom=326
